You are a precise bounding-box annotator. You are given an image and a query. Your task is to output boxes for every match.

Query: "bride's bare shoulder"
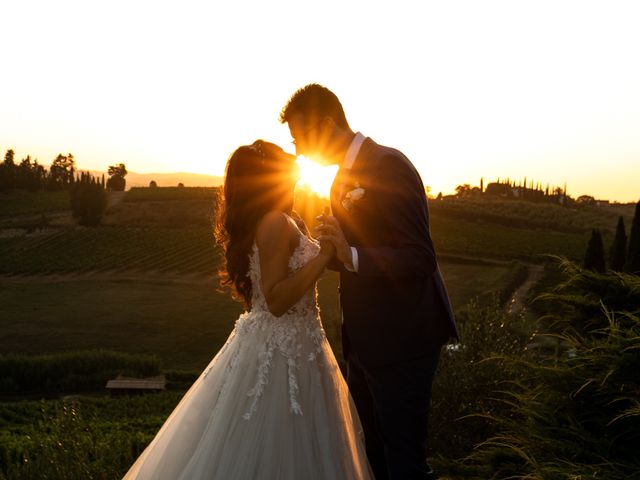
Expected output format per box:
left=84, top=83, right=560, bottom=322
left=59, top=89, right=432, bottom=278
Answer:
left=255, top=211, right=298, bottom=249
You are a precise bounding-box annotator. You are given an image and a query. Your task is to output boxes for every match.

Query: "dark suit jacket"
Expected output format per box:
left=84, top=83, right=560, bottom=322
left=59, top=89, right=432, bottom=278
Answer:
left=330, top=137, right=458, bottom=367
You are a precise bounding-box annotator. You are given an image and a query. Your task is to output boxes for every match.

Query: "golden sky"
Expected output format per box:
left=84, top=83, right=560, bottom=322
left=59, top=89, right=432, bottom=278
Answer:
left=1, top=1, right=639, bottom=202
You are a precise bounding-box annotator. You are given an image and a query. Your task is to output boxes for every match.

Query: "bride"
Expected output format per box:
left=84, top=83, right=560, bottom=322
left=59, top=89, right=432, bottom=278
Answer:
left=123, top=140, right=373, bottom=479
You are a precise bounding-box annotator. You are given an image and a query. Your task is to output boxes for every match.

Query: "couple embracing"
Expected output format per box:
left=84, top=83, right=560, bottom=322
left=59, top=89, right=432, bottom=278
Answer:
left=124, top=84, right=458, bottom=480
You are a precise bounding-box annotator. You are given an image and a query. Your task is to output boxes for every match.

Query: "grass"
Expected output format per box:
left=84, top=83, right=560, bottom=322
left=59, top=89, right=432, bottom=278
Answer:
left=429, top=197, right=635, bottom=234
left=0, top=217, right=588, bottom=278
left=103, top=199, right=216, bottom=227
left=0, top=190, right=69, bottom=218
left=438, top=261, right=515, bottom=308
left=0, top=277, right=241, bottom=371
left=0, top=260, right=513, bottom=372
left=0, top=227, right=219, bottom=274
left=0, top=393, right=184, bottom=479
left=430, top=215, right=590, bottom=260
left=0, top=351, right=161, bottom=396
left=124, top=186, right=219, bottom=202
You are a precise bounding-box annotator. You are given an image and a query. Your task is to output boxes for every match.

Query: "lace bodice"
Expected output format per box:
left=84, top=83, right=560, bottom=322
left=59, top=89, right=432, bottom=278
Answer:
left=247, top=232, right=321, bottom=318
left=207, top=229, right=329, bottom=419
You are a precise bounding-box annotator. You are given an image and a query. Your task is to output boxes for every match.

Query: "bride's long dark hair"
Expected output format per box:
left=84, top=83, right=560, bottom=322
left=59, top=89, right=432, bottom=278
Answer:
left=215, top=140, right=297, bottom=307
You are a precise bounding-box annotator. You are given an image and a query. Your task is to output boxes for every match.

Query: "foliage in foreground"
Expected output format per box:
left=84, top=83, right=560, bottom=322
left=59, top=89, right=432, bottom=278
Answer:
left=464, top=261, right=640, bottom=479
left=0, top=393, right=183, bottom=480
left=430, top=297, right=530, bottom=462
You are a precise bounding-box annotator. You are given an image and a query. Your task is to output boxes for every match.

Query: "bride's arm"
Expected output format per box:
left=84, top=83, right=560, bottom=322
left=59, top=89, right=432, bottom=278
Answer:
left=256, top=211, right=333, bottom=317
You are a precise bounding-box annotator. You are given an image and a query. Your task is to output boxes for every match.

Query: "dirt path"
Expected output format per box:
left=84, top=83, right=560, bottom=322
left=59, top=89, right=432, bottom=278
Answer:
left=504, top=264, right=545, bottom=316
left=106, top=190, right=126, bottom=209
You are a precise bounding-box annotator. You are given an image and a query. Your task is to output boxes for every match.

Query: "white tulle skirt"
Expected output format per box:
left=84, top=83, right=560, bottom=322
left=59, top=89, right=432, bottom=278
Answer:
left=123, top=310, right=373, bottom=480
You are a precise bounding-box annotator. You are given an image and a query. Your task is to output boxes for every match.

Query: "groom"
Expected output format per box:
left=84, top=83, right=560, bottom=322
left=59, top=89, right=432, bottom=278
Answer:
left=280, top=84, right=458, bottom=480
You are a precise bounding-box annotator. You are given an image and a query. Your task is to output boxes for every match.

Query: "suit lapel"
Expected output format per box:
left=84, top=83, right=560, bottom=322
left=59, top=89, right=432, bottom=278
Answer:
left=349, top=137, right=372, bottom=177
left=331, top=138, right=373, bottom=209
left=330, top=167, right=349, bottom=216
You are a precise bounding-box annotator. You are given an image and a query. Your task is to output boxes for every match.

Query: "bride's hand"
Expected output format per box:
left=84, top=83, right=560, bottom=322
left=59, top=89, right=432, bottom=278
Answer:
left=319, top=238, right=336, bottom=259
left=315, top=216, right=353, bottom=268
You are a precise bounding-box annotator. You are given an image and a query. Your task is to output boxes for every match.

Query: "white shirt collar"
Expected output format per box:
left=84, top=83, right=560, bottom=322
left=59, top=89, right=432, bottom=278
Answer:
left=342, top=132, right=366, bottom=169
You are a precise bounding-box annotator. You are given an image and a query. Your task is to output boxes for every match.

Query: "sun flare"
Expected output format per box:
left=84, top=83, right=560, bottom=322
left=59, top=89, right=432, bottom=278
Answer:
left=295, top=156, right=339, bottom=199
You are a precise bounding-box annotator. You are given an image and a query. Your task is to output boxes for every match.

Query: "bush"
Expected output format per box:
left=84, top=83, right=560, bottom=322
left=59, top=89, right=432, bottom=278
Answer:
left=465, top=261, right=640, bottom=479
left=431, top=296, right=530, bottom=461
left=0, top=350, right=161, bottom=396
left=69, top=181, right=107, bottom=226
left=106, top=175, right=126, bottom=191
left=0, top=393, right=183, bottom=479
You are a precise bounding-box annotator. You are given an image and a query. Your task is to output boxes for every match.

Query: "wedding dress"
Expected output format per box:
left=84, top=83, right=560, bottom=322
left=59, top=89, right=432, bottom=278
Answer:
left=123, top=230, right=372, bottom=479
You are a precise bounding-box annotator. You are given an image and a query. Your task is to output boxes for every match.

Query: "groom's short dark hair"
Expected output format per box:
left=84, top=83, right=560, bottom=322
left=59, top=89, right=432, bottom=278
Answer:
left=280, top=83, right=350, bottom=129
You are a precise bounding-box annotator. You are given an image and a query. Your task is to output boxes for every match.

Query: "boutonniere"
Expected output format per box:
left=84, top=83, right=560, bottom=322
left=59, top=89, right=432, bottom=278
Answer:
left=341, top=182, right=366, bottom=213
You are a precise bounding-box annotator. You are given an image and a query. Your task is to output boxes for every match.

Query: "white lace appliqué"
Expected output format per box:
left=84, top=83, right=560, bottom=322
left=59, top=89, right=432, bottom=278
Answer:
left=229, top=232, right=328, bottom=419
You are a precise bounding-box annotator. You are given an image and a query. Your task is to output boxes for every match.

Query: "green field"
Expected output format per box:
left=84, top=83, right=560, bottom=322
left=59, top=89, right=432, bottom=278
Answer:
left=0, top=190, right=69, bottom=218
left=124, top=186, right=219, bottom=202
left=0, top=217, right=589, bottom=277
left=429, top=197, right=634, bottom=234
left=0, top=227, right=219, bottom=274
left=0, top=190, right=622, bottom=370
left=0, top=261, right=514, bottom=371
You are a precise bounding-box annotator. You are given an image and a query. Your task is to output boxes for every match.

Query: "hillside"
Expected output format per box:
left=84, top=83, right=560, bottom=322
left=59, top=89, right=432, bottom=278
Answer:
left=84, top=170, right=224, bottom=188
left=2, top=187, right=638, bottom=479
left=124, top=171, right=223, bottom=188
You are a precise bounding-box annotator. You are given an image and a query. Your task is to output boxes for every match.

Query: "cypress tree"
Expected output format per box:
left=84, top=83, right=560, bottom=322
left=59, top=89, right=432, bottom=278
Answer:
left=584, top=228, right=606, bottom=273
left=626, top=201, right=640, bottom=274
left=609, top=216, right=627, bottom=271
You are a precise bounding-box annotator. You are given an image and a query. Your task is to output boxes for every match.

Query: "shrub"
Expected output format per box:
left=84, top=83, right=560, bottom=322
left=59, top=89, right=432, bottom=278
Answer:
left=106, top=175, right=126, bottom=191
left=0, top=393, right=183, bottom=479
left=609, top=216, right=627, bottom=271
left=69, top=181, right=107, bottom=226
left=465, top=261, right=640, bottom=479
left=430, top=296, right=530, bottom=461
left=584, top=228, right=606, bottom=273
left=0, top=350, right=161, bottom=396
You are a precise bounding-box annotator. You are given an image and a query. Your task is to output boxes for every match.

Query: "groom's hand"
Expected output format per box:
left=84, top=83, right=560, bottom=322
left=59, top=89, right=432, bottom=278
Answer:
left=315, top=215, right=354, bottom=269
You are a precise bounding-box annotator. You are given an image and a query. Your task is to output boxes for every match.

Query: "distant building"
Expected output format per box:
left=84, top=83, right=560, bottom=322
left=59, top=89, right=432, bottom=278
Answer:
left=485, top=182, right=512, bottom=197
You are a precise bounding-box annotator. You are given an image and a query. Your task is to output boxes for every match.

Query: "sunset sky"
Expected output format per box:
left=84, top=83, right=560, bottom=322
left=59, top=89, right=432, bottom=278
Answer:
left=1, top=1, right=639, bottom=202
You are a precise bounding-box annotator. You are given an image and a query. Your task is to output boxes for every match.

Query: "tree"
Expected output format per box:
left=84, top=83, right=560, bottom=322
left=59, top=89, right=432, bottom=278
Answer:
left=577, top=195, right=595, bottom=205
left=626, top=201, right=640, bottom=274
left=106, top=163, right=127, bottom=191
left=0, top=149, right=16, bottom=191
left=609, top=216, right=627, bottom=271
left=149, top=180, right=157, bottom=188
left=584, top=229, right=606, bottom=273
left=48, top=153, right=76, bottom=190
left=4, top=149, right=15, bottom=164
left=70, top=172, right=107, bottom=226
left=455, top=184, right=471, bottom=198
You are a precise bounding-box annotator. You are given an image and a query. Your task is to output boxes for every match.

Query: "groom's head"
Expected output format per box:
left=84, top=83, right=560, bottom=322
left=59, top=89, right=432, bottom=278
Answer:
left=280, top=84, right=353, bottom=165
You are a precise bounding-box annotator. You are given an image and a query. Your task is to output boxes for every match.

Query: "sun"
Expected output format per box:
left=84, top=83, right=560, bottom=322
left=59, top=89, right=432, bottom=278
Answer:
left=295, top=156, right=339, bottom=198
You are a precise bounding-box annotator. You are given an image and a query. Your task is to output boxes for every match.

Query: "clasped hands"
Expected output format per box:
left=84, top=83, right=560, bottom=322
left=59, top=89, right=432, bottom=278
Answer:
left=314, top=208, right=354, bottom=269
